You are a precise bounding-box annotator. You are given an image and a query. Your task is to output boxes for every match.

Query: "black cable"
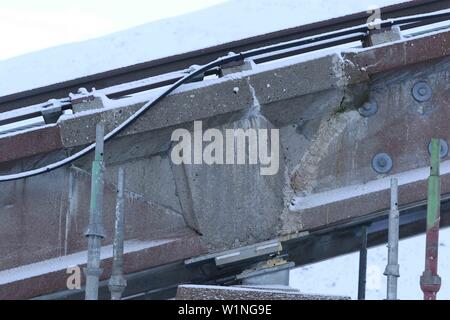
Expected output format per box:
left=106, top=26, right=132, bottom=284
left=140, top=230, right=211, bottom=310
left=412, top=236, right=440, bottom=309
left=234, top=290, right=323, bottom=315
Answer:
left=1, top=9, right=448, bottom=182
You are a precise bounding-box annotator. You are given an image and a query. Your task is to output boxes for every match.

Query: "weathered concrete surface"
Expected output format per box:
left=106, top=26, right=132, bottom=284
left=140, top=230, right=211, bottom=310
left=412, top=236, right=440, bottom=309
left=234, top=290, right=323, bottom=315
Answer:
left=176, top=284, right=350, bottom=300
left=58, top=54, right=347, bottom=148
left=0, top=30, right=449, bottom=298
left=171, top=115, right=285, bottom=250
left=288, top=55, right=450, bottom=230
left=0, top=159, right=194, bottom=271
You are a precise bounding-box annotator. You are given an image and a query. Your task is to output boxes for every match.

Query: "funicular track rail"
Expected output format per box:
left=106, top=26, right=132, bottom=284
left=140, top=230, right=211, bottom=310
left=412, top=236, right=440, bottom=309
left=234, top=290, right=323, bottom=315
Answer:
left=1, top=0, right=449, bottom=112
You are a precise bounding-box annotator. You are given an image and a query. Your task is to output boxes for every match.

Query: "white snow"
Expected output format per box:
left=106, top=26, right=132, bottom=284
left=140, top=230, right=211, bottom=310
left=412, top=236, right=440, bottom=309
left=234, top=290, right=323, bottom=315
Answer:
left=290, top=160, right=450, bottom=211
left=0, top=239, right=174, bottom=285
left=290, top=228, right=450, bottom=300
left=0, top=0, right=410, bottom=97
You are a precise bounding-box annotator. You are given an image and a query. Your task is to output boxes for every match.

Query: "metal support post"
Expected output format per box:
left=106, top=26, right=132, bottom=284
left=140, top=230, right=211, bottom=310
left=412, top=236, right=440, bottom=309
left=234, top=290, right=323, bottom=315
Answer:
left=420, top=138, right=442, bottom=300
left=84, top=123, right=106, bottom=300
left=384, top=178, right=400, bottom=300
left=108, top=167, right=127, bottom=300
left=358, top=225, right=368, bottom=300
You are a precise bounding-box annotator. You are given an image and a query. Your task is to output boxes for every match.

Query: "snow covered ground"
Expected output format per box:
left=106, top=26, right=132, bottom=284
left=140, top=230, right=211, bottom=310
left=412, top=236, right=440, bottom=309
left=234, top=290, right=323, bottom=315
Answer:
left=0, top=0, right=409, bottom=97
left=290, top=228, right=450, bottom=300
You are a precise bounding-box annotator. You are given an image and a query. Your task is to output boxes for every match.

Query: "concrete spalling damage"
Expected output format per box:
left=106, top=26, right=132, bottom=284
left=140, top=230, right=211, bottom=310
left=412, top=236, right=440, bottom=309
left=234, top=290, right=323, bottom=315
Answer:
left=0, top=8, right=449, bottom=300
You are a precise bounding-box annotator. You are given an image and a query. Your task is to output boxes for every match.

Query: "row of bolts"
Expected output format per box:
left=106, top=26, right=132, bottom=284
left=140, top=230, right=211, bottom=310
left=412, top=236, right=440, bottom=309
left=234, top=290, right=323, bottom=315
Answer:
left=83, top=122, right=443, bottom=300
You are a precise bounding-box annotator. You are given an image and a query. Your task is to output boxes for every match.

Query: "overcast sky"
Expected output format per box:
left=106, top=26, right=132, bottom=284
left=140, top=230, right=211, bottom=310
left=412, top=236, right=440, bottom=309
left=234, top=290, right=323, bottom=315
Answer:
left=0, top=0, right=226, bottom=60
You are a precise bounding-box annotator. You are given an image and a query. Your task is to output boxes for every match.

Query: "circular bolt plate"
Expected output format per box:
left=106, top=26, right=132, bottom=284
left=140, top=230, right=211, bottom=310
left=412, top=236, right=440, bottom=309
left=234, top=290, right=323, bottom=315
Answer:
left=412, top=82, right=432, bottom=102
left=428, top=139, right=449, bottom=159
left=358, top=101, right=378, bottom=118
left=372, top=153, right=393, bottom=174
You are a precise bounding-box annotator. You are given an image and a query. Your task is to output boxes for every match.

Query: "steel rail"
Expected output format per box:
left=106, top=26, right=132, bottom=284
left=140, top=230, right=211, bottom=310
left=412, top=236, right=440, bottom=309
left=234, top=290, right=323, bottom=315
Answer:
left=1, top=9, right=450, bottom=182
left=0, top=0, right=449, bottom=111
left=1, top=13, right=448, bottom=129
left=1, top=14, right=445, bottom=129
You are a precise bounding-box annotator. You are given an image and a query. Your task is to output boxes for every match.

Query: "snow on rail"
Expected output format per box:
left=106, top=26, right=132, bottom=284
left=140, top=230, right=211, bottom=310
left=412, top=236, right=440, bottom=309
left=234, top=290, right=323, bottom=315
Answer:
left=0, top=0, right=410, bottom=97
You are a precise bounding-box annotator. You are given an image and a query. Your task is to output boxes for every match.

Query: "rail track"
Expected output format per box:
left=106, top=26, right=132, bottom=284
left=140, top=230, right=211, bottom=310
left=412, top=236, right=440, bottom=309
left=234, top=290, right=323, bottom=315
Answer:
left=0, top=6, right=449, bottom=182
left=0, top=0, right=449, bottom=113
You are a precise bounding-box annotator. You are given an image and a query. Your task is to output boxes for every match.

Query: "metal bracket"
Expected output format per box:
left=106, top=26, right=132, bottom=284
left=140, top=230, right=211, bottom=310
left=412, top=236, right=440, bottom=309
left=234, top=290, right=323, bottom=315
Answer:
left=215, top=241, right=282, bottom=266
left=420, top=270, right=442, bottom=290
left=41, top=99, right=63, bottom=124
left=236, top=258, right=294, bottom=284
left=70, top=88, right=104, bottom=114
left=185, top=239, right=282, bottom=267
left=384, top=264, right=400, bottom=277
left=84, top=267, right=103, bottom=277
left=84, top=222, right=106, bottom=239
left=70, top=88, right=95, bottom=104
left=220, top=55, right=253, bottom=77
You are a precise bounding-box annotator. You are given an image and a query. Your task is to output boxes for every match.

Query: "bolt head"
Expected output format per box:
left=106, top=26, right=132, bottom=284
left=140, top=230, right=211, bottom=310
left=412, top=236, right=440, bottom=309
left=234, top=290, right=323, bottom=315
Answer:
left=412, top=82, right=432, bottom=102
left=377, top=158, right=387, bottom=167
left=372, top=153, right=393, bottom=174
left=428, top=139, right=449, bottom=159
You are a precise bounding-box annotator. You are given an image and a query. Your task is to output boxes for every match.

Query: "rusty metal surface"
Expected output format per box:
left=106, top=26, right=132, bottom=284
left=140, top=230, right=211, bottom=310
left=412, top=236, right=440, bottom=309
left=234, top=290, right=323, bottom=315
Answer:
left=344, top=31, right=450, bottom=76
left=0, top=125, right=63, bottom=164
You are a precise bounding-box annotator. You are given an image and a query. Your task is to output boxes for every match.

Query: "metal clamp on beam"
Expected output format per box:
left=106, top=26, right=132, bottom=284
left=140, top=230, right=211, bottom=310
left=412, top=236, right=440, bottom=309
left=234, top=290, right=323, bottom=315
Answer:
left=70, top=88, right=104, bottom=114
left=215, top=241, right=282, bottom=266
left=363, top=26, right=402, bottom=47
left=41, top=99, right=64, bottom=124
left=185, top=239, right=282, bottom=267
left=219, top=53, right=253, bottom=77
left=236, top=258, right=294, bottom=286
left=84, top=266, right=103, bottom=278
left=84, top=223, right=106, bottom=239
left=420, top=270, right=442, bottom=298
left=384, top=264, right=400, bottom=278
